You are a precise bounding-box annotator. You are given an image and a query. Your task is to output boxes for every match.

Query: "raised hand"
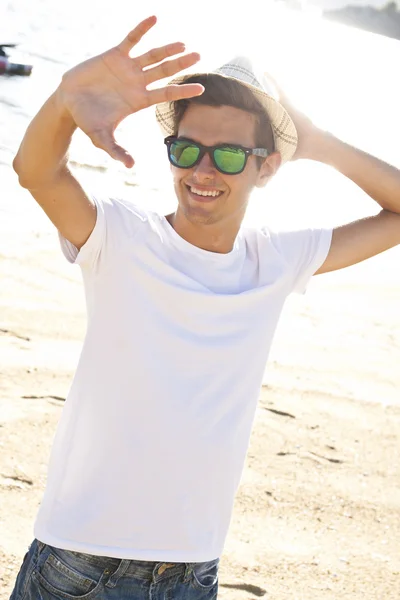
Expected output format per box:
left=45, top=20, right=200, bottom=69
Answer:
left=264, top=71, right=322, bottom=161
left=58, top=16, right=203, bottom=167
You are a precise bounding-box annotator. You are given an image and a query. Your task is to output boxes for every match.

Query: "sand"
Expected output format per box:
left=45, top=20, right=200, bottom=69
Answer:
left=1, top=183, right=400, bottom=599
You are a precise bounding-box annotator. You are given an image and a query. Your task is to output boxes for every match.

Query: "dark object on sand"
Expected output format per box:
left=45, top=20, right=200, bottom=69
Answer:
left=0, top=44, right=33, bottom=76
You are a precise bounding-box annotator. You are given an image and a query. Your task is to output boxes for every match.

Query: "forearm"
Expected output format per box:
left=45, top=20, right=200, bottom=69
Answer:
left=305, top=131, right=400, bottom=214
left=13, top=86, right=77, bottom=189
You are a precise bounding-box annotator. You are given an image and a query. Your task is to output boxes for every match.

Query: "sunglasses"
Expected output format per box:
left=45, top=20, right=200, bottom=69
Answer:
left=164, top=136, right=270, bottom=175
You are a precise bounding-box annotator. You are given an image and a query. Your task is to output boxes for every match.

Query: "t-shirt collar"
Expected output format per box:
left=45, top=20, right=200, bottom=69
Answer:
left=161, top=215, right=243, bottom=263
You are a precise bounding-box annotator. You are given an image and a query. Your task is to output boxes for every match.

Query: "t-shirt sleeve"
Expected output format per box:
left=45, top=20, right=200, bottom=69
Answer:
left=58, top=195, right=147, bottom=271
left=267, top=226, right=333, bottom=294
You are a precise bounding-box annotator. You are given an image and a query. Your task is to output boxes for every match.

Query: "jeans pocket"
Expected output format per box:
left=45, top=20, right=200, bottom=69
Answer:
left=32, top=550, right=104, bottom=599
left=192, top=558, right=219, bottom=590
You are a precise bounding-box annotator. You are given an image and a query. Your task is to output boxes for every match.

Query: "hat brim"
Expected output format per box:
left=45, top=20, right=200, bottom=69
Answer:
left=155, top=72, right=298, bottom=164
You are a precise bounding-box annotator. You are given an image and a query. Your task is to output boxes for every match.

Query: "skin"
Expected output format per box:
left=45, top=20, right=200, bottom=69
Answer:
left=275, top=85, right=400, bottom=274
left=13, top=14, right=400, bottom=272
left=12, top=16, right=204, bottom=249
left=166, top=104, right=281, bottom=254
left=168, top=84, right=400, bottom=267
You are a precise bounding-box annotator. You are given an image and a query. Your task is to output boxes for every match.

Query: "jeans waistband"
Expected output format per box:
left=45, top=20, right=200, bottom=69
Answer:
left=36, top=540, right=219, bottom=585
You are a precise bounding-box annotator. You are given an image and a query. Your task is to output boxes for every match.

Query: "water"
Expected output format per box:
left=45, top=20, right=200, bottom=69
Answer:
left=1, top=0, right=400, bottom=270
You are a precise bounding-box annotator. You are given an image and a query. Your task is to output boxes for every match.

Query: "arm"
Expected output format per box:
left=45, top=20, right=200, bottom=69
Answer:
left=13, top=91, right=96, bottom=250
left=13, top=15, right=203, bottom=250
left=306, top=134, right=400, bottom=274
left=272, top=79, right=400, bottom=274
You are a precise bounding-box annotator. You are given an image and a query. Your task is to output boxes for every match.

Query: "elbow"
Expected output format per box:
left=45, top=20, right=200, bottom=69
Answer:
left=12, top=153, right=30, bottom=188
left=13, top=149, right=68, bottom=190
left=12, top=153, right=57, bottom=190
left=12, top=153, right=21, bottom=177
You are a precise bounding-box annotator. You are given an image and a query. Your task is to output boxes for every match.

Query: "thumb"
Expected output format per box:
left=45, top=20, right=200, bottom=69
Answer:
left=90, top=129, right=134, bottom=168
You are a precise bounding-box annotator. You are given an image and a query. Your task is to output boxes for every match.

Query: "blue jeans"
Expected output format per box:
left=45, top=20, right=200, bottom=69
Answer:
left=9, top=539, right=219, bottom=599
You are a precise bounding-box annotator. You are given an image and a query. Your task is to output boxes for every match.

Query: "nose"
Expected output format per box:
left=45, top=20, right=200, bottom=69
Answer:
left=192, top=151, right=216, bottom=182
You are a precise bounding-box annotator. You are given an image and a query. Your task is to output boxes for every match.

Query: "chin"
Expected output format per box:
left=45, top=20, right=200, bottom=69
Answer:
left=176, top=192, right=219, bottom=225
left=182, top=204, right=220, bottom=225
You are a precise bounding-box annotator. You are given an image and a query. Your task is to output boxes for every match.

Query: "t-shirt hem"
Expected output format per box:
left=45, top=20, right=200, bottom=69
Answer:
left=34, top=529, right=221, bottom=563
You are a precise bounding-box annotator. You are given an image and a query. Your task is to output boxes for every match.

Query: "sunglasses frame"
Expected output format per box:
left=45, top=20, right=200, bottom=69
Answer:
left=164, top=136, right=270, bottom=175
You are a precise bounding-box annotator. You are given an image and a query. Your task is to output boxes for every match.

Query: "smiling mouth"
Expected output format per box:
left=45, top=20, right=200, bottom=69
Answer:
left=186, top=185, right=223, bottom=201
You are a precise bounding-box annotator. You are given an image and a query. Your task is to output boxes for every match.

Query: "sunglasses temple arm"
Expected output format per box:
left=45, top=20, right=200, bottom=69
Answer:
left=252, top=148, right=270, bottom=157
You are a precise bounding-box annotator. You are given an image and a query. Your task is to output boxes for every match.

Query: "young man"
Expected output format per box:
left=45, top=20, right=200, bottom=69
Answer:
left=10, top=15, right=400, bottom=600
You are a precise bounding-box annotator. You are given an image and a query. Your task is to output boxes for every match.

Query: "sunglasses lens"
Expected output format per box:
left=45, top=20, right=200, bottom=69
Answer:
left=214, top=147, right=246, bottom=174
left=169, top=140, right=200, bottom=168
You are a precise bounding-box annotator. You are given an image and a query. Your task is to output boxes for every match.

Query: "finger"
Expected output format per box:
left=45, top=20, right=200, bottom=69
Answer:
left=91, top=130, right=134, bottom=168
left=137, top=42, right=186, bottom=69
left=144, top=52, right=201, bottom=86
left=147, top=82, right=204, bottom=107
left=117, top=16, right=157, bottom=56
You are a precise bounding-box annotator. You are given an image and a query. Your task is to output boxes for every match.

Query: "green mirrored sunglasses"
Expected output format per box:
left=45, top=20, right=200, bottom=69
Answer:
left=164, top=136, right=270, bottom=175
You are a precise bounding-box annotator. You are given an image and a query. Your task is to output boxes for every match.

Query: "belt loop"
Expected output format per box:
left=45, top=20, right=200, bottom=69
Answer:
left=36, top=540, right=46, bottom=555
left=184, top=563, right=193, bottom=582
left=105, top=559, right=131, bottom=588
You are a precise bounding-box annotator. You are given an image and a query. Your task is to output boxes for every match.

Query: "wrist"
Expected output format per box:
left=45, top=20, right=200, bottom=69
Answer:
left=303, top=129, right=340, bottom=164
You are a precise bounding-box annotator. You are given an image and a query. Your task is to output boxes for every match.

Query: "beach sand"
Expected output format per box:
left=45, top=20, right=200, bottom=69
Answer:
left=1, top=182, right=400, bottom=599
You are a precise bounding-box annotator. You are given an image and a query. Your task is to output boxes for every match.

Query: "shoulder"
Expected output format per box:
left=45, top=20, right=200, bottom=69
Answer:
left=240, top=224, right=332, bottom=295
left=98, top=196, right=150, bottom=222
left=243, top=224, right=332, bottom=280
left=96, top=196, right=160, bottom=236
left=247, top=224, right=331, bottom=257
left=242, top=224, right=301, bottom=258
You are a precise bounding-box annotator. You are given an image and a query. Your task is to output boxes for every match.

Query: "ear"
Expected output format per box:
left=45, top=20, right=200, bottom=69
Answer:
left=255, top=152, right=282, bottom=188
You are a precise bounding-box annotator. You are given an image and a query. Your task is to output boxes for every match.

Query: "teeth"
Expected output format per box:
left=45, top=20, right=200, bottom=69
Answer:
left=190, top=186, right=221, bottom=197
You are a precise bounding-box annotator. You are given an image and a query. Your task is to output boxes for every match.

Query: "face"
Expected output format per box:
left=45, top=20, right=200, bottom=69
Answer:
left=171, top=104, right=280, bottom=227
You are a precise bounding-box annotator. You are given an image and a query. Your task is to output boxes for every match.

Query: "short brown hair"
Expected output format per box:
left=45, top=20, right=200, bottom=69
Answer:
left=172, top=73, right=275, bottom=154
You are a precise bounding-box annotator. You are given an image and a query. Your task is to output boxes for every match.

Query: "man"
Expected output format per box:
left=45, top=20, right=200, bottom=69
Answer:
left=10, top=14, right=400, bottom=600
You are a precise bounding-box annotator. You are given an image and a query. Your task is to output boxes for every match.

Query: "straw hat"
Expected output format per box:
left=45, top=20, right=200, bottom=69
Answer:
left=155, top=56, right=298, bottom=163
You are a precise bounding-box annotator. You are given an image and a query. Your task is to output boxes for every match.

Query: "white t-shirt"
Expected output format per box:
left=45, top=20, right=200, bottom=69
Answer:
left=34, top=196, right=332, bottom=562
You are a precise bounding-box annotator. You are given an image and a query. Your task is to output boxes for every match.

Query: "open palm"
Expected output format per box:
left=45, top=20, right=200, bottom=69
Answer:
left=59, top=16, right=203, bottom=167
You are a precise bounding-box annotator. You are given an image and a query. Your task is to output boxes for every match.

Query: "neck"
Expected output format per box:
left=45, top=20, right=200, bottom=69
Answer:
left=166, top=209, right=243, bottom=254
